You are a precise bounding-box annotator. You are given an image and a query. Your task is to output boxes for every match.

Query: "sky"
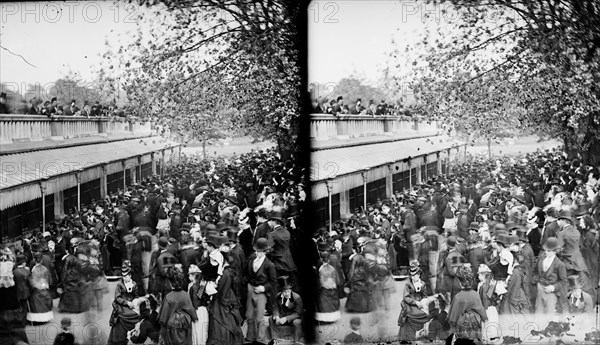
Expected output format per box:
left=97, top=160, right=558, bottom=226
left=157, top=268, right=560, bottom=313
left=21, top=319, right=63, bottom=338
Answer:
left=1, top=1, right=441, bottom=100
left=308, top=1, right=441, bottom=87
left=0, top=1, right=142, bottom=97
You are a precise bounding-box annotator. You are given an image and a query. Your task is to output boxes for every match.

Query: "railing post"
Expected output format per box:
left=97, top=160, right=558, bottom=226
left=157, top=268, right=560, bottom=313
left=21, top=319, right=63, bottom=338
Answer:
left=383, top=116, right=393, bottom=134
left=336, top=116, right=349, bottom=139
left=50, top=118, right=64, bottom=141
left=98, top=118, right=108, bottom=135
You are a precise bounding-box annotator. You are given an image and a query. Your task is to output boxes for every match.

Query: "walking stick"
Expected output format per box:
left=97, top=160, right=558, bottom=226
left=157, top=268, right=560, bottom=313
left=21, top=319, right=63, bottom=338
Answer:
left=26, top=299, right=33, bottom=326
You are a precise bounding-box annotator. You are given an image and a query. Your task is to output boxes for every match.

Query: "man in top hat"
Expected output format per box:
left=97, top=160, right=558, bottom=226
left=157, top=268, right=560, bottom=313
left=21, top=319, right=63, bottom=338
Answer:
left=566, top=275, right=594, bottom=313
left=400, top=200, right=418, bottom=260
left=410, top=232, right=434, bottom=288
left=269, top=276, right=303, bottom=343
left=168, top=204, right=184, bottom=241
left=113, top=202, right=131, bottom=236
left=0, top=92, right=9, bottom=114
left=176, top=232, right=201, bottom=290
left=533, top=237, right=567, bottom=314
left=498, top=234, right=531, bottom=315
left=245, top=238, right=277, bottom=344
left=224, top=227, right=246, bottom=315
left=253, top=207, right=271, bottom=248
left=515, top=227, right=536, bottom=310
left=540, top=207, right=560, bottom=253
left=267, top=210, right=298, bottom=290
left=525, top=208, right=543, bottom=257
left=149, top=237, right=178, bottom=300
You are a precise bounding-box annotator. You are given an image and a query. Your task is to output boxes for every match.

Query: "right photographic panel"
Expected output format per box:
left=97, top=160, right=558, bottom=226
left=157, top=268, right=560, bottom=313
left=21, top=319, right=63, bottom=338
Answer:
left=308, top=1, right=600, bottom=344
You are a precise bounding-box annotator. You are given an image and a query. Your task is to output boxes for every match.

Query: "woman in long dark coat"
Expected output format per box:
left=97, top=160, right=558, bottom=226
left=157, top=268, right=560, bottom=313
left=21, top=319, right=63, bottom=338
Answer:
left=398, top=261, right=432, bottom=340
left=58, top=246, right=83, bottom=313
left=206, top=250, right=243, bottom=345
left=108, top=261, right=141, bottom=345
left=344, top=252, right=375, bottom=313
left=447, top=266, right=487, bottom=343
left=158, top=266, right=198, bottom=345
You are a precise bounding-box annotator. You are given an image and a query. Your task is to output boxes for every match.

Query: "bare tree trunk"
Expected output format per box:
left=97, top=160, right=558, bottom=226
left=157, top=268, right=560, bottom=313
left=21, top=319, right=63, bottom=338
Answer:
left=488, top=139, right=492, bottom=159
left=203, top=139, right=207, bottom=160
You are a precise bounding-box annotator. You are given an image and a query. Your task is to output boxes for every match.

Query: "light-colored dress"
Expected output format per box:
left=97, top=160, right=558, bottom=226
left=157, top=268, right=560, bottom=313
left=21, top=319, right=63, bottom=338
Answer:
left=189, top=281, right=209, bottom=345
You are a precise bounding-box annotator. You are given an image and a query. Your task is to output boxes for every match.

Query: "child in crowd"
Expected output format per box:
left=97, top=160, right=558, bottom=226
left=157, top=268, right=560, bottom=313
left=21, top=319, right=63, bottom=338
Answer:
left=53, top=318, right=77, bottom=345
left=343, top=317, right=363, bottom=344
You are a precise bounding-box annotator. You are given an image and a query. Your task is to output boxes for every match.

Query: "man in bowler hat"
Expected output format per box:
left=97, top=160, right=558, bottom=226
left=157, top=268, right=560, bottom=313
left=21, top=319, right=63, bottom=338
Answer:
left=245, top=237, right=277, bottom=344
left=533, top=237, right=567, bottom=314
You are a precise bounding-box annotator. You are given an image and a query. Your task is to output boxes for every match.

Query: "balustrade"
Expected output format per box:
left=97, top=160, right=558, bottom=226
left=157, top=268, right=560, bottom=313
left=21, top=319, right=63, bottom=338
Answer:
left=310, top=114, right=441, bottom=141
left=0, top=115, right=155, bottom=147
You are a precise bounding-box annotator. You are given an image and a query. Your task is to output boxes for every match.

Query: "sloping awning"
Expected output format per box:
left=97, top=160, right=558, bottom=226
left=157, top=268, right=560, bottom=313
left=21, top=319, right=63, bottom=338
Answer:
left=310, top=135, right=465, bottom=199
left=0, top=136, right=180, bottom=210
left=311, top=135, right=463, bottom=183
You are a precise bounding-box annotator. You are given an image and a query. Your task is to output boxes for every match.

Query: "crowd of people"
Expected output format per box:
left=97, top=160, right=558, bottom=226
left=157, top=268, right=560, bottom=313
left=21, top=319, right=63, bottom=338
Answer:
left=0, top=92, right=124, bottom=117
left=0, top=147, right=309, bottom=345
left=0, top=140, right=599, bottom=345
left=312, top=96, right=411, bottom=116
left=311, top=147, right=599, bottom=344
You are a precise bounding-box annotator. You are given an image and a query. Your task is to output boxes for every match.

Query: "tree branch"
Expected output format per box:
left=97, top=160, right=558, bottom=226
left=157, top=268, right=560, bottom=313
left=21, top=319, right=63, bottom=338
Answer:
left=0, top=44, right=37, bottom=68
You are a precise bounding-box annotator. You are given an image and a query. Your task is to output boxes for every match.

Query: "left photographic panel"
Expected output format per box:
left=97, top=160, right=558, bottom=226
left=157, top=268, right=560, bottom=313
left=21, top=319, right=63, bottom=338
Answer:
left=0, top=1, right=311, bottom=345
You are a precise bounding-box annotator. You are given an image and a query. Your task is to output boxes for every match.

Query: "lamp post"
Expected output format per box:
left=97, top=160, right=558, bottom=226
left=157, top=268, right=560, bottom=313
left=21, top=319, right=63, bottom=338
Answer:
left=361, top=169, right=368, bottom=211
left=326, top=178, right=334, bottom=233
left=40, top=179, right=48, bottom=231
left=75, top=169, right=83, bottom=212
left=122, top=160, right=127, bottom=191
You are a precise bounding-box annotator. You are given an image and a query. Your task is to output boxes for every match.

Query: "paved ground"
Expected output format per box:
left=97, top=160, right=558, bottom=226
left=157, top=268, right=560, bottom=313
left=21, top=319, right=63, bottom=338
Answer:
left=25, top=280, right=116, bottom=345
left=181, top=137, right=275, bottom=157
left=467, top=136, right=561, bottom=157
left=23, top=278, right=599, bottom=345
left=311, top=130, right=441, bottom=151
left=315, top=278, right=600, bottom=344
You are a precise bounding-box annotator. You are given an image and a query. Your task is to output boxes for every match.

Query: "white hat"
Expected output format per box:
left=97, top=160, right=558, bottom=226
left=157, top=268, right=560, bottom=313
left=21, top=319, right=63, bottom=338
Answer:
left=477, top=264, right=491, bottom=274
left=188, top=264, right=201, bottom=275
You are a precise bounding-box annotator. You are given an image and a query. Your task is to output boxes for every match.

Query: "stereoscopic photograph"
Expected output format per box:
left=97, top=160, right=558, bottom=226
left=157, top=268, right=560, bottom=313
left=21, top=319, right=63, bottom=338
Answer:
left=0, top=1, right=599, bottom=345
left=308, top=0, right=600, bottom=344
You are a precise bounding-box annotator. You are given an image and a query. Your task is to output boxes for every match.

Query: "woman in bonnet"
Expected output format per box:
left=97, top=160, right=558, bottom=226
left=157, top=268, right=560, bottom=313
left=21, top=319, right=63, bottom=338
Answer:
left=108, top=260, right=141, bottom=345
